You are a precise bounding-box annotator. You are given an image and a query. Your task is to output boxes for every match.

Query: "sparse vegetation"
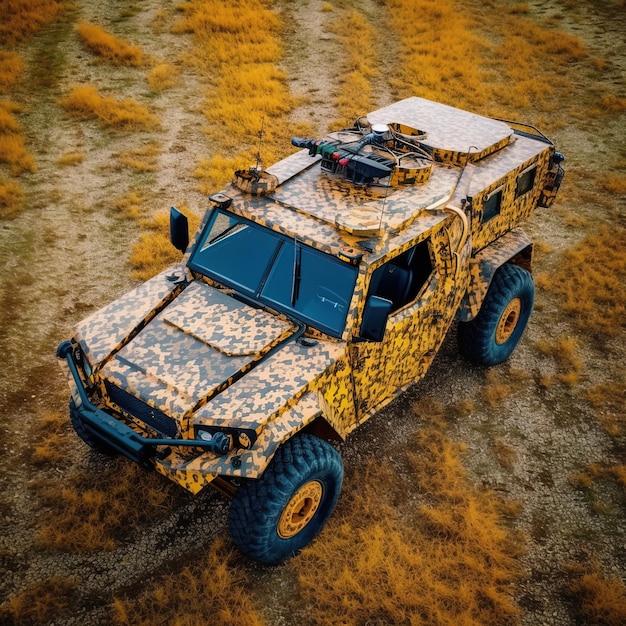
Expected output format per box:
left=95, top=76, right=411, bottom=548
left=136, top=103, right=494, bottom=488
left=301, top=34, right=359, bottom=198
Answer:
left=0, top=577, right=77, bottom=626
left=291, top=423, right=524, bottom=625
left=326, top=10, right=378, bottom=128
left=541, top=225, right=626, bottom=337
left=115, top=141, right=161, bottom=171
left=114, top=189, right=148, bottom=221
left=0, top=0, right=63, bottom=46
left=76, top=23, right=144, bottom=66
left=35, top=458, right=184, bottom=552
left=147, top=62, right=180, bottom=92
left=566, top=562, right=626, bottom=626
left=175, top=0, right=297, bottom=191
left=0, top=179, right=24, bottom=218
left=57, top=151, right=84, bottom=166
left=536, top=337, right=583, bottom=387
left=30, top=411, right=72, bottom=466
left=60, top=84, right=159, bottom=130
left=585, top=381, right=626, bottom=437
left=130, top=208, right=201, bottom=280
left=111, top=537, right=266, bottom=626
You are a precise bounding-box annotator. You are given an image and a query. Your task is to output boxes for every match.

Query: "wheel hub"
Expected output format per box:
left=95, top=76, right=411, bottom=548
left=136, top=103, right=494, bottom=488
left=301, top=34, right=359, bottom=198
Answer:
left=495, top=297, right=521, bottom=344
left=277, top=480, right=323, bottom=539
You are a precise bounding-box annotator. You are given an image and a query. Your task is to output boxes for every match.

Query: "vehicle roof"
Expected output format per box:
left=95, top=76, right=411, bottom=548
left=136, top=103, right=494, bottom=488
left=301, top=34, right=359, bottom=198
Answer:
left=222, top=97, right=550, bottom=264
left=367, top=97, right=513, bottom=160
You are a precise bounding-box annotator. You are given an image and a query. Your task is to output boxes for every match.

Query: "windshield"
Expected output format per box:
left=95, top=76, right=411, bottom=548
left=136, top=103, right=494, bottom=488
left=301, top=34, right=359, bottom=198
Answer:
left=188, top=209, right=358, bottom=337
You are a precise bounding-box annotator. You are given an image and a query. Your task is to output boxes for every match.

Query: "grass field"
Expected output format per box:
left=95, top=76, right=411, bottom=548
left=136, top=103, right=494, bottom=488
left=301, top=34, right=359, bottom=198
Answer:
left=0, top=1, right=624, bottom=625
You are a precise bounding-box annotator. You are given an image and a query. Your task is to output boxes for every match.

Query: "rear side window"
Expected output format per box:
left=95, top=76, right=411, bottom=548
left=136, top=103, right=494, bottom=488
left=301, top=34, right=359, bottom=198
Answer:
left=516, top=166, right=537, bottom=198
left=482, top=188, right=503, bottom=222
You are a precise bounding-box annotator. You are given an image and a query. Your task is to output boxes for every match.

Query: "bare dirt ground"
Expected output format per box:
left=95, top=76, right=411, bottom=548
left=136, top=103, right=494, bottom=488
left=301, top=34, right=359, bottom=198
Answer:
left=0, top=0, right=624, bottom=624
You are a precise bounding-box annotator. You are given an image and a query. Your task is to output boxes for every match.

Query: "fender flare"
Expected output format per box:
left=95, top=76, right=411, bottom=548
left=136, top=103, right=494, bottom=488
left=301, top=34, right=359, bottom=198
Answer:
left=456, top=228, right=533, bottom=322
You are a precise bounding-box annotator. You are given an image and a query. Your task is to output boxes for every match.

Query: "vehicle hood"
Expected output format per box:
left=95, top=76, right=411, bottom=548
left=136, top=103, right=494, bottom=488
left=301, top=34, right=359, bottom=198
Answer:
left=98, top=281, right=301, bottom=421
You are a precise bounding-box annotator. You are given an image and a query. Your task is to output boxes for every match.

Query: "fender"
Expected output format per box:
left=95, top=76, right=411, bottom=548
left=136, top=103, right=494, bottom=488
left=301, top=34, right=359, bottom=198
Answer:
left=456, top=228, right=533, bottom=322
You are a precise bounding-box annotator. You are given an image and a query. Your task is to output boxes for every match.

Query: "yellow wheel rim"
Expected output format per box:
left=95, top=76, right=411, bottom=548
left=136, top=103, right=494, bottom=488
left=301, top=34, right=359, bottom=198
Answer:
left=277, top=480, right=323, bottom=539
left=495, top=298, right=521, bottom=345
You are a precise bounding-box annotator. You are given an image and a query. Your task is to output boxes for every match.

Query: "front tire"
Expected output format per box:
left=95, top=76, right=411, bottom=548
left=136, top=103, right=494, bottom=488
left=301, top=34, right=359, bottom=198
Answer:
left=228, top=434, right=343, bottom=565
left=458, top=263, right=534, bottom=366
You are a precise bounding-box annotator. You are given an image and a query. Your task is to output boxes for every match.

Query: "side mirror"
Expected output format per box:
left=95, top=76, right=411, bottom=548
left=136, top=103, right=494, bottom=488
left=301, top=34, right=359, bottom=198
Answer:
left=170, top=206, right=189, bottom=253
left=360, top=296, right=392, bottom=342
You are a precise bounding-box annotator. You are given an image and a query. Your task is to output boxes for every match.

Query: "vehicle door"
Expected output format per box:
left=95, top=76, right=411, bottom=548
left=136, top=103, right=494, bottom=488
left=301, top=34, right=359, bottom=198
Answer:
left=350, top=226, right=458, bottom=420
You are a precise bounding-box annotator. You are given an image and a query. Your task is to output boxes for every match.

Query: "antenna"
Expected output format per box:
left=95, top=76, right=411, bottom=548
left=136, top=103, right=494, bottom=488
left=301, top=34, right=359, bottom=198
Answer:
left=377, top=177, right=392, bottom=233
left=255, top=117, right=265, bottom=172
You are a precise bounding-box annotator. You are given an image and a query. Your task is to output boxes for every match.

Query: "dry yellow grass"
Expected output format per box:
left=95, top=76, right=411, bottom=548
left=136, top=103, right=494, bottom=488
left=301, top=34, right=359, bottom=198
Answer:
left=0, top=0, right=63, bottom=46
left=586, top=463, right=626, bottom=490
left=0, top=132, right=36, bottom=174
left=30, top=411, right=72, bottom=466
left=57, top=151, right=84, bottom=166
left=111, top=537, right=266, bottom=626
left=602, top=175, right=626, bottom=194
left=35, top=458, right=183, bottom=552
left=60, top=84, right=159, bottom=130
left=387, top=0, right=487, bottom=108
left=114, top=190, right=148, bottom=220
left=599, top=94, right=626, bottom=113
left=0, top=577, right=77, bottom=626
left=0, top=51, right=24, bottom=92
left=585, top=382, right=625, bottom=437
left=542, top=225, right=626, bottom=337
left=566, top=562, right=626, bottom=625
left=387, top=0, right=589, bottom=118
left=130, top=209, right=201, bottom=280
left=536, top=337, right=583, bottom=387
left=175, top=0, right=296, bottom=192
left=147, top=63, right=180, bottom=92
left=115, top=142, right=161, bottom=172
left=0, top=101, right=36, bottom=175
left=291, top=425, right=523, bottom=625
left=0, top=179, right=24, bottom=218
left=174, top=1, right=282, bottom=67
left=76, top=23, right=144, bottom=66
left=326, top=10, right=378, bottom=129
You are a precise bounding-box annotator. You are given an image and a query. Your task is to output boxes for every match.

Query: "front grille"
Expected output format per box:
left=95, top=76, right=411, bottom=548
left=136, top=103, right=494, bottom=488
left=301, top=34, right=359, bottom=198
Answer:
left=104, top=381, right=178, bottom=437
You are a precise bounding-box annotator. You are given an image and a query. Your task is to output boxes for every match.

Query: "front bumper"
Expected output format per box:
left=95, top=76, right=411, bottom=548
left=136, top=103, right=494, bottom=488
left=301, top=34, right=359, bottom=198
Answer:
left=56, top=341, right=229, bottom=466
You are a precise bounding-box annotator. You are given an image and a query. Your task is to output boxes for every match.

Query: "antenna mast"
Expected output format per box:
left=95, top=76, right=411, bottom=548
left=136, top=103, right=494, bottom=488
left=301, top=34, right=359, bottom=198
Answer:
left=255, top=117, right=265, bottom=172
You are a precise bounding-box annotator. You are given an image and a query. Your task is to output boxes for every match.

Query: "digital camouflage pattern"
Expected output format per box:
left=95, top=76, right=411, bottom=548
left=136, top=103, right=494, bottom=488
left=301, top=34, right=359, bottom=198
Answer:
left=58, top=97, right=563, bottom=496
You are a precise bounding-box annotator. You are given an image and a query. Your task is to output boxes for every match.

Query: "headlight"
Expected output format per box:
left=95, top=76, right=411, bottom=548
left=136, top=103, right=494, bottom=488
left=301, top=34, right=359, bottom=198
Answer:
left=197, top=429, right=231, bottom=455
left=195, top=426, right=257, bottom=455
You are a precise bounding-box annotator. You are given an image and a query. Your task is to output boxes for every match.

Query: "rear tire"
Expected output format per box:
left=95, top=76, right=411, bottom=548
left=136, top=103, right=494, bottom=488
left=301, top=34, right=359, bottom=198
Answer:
left=228, top=434, right=343, bottom=565
left=458, top=263, right=534, bottom=366
left=69, top=399, right=115, bottom=455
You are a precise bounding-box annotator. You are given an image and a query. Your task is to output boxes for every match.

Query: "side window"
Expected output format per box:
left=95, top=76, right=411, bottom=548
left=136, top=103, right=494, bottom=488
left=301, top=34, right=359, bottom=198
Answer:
left=482, top=187, right=503, bottom=222
left=516, top=165, right=537, bottom=198
left=367, top=239, right=433, bottom=314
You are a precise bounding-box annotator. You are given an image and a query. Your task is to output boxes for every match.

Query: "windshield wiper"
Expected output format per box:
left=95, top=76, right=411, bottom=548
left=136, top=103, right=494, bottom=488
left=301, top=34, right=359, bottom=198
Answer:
left=291, top=240, right=302, bottom=306
left=206, top=222, right=246, bottom=247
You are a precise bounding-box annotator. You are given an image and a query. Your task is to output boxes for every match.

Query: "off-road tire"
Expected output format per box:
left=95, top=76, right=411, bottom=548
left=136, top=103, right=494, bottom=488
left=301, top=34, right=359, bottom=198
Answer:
left=458, top=263, right=534, bottom=366
left=228, top=434, right=343, bottom=565
left=69, top=399, right=115, bottom=455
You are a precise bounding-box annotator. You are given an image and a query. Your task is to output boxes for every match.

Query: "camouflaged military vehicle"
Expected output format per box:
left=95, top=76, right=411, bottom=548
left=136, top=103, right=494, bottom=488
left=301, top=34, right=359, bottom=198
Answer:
left=57, top=97, right=564, bottom=564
